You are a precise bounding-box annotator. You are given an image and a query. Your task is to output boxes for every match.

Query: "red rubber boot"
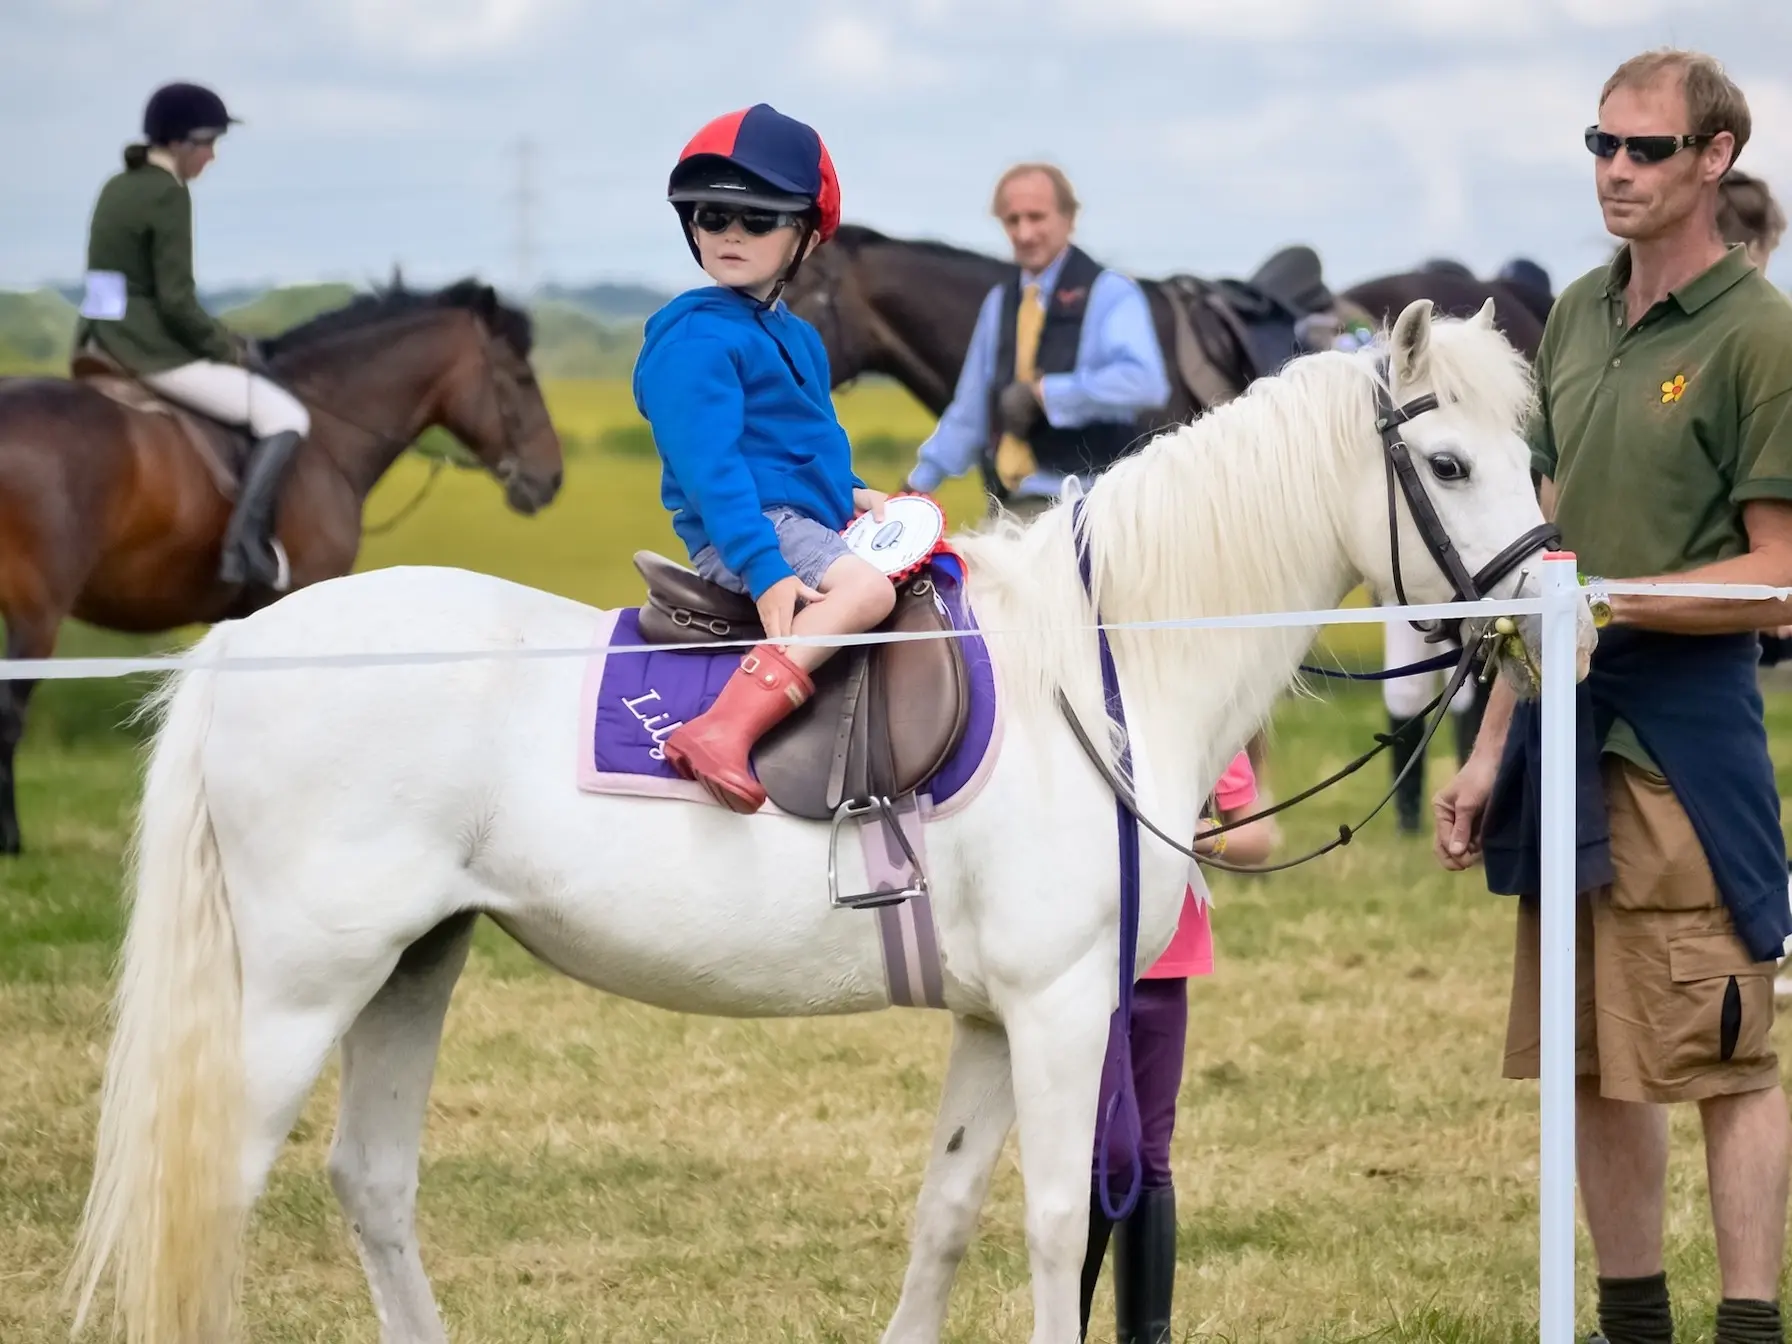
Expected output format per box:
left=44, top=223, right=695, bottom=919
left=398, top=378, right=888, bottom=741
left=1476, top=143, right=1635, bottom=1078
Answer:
left=662, top=644, right=815, bottom=813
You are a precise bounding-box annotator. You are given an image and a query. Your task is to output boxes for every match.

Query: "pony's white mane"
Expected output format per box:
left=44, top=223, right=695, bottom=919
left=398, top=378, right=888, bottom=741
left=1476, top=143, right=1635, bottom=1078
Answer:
left=951, top=313, right=1534, bottom=787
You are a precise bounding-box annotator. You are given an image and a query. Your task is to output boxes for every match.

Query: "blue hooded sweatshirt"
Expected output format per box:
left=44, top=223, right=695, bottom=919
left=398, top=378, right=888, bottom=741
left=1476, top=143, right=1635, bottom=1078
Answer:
left=633, top=287, right=862, bottom=599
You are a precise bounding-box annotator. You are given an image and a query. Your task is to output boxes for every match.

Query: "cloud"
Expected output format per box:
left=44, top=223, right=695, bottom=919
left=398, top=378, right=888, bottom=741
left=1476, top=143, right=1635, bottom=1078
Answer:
left=318, top=0, right=570, bottom=62
left=801, top=13, right=950, bottom=91
left=1151, top=59, right=1599, bottom=267
left=249, top=84, right=438, bottom=136
left=1738, top=78, right=1792, bottom=189
left=1058, top=0, right=1700, bottom=40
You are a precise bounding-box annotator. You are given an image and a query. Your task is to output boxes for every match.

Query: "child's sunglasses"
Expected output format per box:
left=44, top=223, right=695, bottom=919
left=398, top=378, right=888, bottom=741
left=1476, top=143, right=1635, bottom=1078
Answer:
left=1584, top=126, right=1715, bottom=165
left=691, top=205, right=802, bottom=236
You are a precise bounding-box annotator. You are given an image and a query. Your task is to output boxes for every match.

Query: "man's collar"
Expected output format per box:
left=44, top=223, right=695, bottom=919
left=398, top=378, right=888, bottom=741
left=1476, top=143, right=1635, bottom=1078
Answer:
left=1670, top=244, right=1754, bottom=314
left=1604, top=242, right=1753, bottom=314
left=1022, top=246, right=1073, bottom=294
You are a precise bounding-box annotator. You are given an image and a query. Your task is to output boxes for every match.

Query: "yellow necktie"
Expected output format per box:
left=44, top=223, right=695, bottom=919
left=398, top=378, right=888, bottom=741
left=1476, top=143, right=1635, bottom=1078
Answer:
left=994, top=282, right=1045, bottom=491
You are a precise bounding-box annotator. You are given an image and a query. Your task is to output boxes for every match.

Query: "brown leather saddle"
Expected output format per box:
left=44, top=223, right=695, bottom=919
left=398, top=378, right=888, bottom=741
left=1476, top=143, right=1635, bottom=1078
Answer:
left=70, top=347, right=249, bottom=500
left=632, top=550, right=971, bottom=828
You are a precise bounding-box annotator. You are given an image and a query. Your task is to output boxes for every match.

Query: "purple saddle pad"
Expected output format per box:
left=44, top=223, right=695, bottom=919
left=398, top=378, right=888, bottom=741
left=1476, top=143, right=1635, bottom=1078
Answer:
left=584, top=555, right=996, bottom=810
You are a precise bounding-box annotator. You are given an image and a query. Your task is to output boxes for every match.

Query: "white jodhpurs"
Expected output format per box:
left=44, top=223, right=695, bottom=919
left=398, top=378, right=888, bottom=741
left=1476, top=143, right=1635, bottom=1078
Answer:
left=1382, top=615, right=1476, bottom=718
left=142, top=361, right=311, bottom=439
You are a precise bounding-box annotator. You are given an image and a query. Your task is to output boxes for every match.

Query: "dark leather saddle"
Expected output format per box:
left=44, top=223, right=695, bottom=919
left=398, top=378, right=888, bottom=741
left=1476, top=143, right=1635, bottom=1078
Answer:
left=631, top=550, right=971, bottom=825
left=1159, top=244, right=1341, bottom=388
left=70, top=346, right=250, bottom=499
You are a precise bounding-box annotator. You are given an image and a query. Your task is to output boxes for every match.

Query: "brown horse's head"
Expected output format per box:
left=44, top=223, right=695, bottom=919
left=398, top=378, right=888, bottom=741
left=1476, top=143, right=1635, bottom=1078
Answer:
left=784, top=226, right=879, bottom=384
left=431, top=281, right=562, bottom=515
left=264, top=277, right=564, bottom=515
left=783, top=225, right=1012, bottom=417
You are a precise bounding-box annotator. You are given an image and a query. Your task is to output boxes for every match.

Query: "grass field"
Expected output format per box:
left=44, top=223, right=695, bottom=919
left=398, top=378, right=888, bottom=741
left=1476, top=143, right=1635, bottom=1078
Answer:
left=7, top=691, right=1792, bottom=1342
left=7, top=378, right=1791, bottom=1340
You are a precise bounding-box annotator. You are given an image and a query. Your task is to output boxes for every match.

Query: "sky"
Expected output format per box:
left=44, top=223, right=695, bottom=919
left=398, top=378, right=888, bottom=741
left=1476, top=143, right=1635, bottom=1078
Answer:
left=3, top=0, right=1790, bottom=297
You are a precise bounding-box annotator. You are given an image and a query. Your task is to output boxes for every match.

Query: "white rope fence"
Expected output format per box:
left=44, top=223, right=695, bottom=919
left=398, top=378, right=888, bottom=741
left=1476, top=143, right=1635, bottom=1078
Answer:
left=5, top=556, right=1789, bottom=1340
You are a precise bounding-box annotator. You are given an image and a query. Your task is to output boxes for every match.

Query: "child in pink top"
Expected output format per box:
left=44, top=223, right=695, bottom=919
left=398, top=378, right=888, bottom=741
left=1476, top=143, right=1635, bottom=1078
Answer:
left=1080, top=748, right=1277, bottom=1343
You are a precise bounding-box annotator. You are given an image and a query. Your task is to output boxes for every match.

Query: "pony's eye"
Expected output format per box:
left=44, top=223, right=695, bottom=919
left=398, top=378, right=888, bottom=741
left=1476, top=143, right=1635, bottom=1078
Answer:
left=1427, top=452, right=1468, bottom=482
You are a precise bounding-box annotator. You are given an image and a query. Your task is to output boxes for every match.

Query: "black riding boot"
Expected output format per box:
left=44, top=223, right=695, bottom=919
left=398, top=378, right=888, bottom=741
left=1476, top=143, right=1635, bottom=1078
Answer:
left=1112, top=1185, right=1176, bottom=1344
left=1080, top=1188, right=1115, bottom=1341
left=1388, top=712, right=1427, bottom=835
left=220, top=430, right=303, bottom=590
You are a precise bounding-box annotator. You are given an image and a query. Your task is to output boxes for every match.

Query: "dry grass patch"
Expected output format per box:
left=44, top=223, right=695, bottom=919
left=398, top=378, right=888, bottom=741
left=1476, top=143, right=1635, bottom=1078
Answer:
left=3, top=691, right=1790, bottom=1340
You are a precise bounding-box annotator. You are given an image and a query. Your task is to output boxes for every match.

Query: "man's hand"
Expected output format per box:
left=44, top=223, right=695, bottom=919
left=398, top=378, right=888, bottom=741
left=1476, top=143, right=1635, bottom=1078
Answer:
left=997, top=381, right=1041, bottom=438
left=1432, top=753, right=1499, bottom=871
left=852, top=487, right=889, bottom=521
left=756, top=574, right=824, bottom=641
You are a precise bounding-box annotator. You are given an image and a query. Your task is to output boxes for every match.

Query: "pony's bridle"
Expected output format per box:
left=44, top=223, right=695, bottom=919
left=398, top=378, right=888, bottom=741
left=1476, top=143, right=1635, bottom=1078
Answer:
left=1057, top=369, right=1563, bottom=876
left=1376, top=373, right=1561, bottom=641
left=474, top=323, right=532, bottom=487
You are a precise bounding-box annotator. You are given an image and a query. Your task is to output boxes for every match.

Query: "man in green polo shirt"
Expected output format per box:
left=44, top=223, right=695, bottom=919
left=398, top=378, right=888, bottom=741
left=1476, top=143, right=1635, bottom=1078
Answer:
left=1434, top=49, right=1792, bottom=1344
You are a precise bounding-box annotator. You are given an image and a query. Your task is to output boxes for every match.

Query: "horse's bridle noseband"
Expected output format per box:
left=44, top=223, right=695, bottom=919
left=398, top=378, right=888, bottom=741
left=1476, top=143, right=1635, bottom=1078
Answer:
left=1377, top=373, right=1561, bottom=640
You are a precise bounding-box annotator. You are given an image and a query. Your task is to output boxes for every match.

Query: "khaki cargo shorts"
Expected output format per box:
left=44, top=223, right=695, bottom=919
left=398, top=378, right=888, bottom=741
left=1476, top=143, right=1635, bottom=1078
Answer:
left=1504, top=757, right=1780, bottom=1104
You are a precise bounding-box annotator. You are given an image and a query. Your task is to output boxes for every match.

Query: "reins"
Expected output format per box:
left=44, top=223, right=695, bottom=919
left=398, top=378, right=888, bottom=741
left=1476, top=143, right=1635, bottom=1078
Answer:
left=1056, top=357, right=1558, bottom=878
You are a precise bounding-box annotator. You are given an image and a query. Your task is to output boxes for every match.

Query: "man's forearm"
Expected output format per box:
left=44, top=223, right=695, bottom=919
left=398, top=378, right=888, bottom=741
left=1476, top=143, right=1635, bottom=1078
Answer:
left=1469, top=675, right=1518, bottom=764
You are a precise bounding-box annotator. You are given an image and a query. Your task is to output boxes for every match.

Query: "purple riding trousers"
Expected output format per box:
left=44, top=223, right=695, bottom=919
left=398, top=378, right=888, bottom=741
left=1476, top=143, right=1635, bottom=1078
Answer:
left=1093, top=976, right=1190, bottom=1195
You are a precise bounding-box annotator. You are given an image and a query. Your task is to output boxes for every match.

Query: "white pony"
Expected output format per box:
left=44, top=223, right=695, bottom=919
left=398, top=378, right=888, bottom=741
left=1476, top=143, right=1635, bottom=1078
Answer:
left=69, top=300, right=1586, bottom=1344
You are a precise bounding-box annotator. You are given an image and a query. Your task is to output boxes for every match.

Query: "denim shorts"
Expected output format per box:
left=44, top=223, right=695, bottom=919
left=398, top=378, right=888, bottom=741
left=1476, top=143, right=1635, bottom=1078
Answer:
left=692, top=505, right=852, bottom=595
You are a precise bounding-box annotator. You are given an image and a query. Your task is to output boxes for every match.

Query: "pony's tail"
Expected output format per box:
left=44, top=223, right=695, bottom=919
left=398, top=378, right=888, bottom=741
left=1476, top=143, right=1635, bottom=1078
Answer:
left=68, top=626, right=246, bottom=1342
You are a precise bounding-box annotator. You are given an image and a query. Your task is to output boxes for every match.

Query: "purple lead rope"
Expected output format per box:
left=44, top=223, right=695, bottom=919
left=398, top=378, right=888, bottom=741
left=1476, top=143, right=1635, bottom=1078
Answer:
left=1071, top=498, right=1144, bottom=1222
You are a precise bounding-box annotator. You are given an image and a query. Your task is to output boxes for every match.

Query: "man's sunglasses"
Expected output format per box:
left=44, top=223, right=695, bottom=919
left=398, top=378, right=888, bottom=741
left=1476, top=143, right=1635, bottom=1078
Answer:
left=690, top=205, right=802, bottom=236
left=1584, top=126, right=1715, bottom=165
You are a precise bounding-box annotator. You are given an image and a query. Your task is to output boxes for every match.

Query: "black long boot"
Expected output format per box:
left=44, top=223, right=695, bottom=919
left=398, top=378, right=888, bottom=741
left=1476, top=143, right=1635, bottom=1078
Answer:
left=1388, top=712, right=1426, bottom=835
left=1080, top=1188, right=1115, bottom=1341
left=1112, top=1185, right=1176, bottom=1344
left=220, top=430, right=303, bottom=590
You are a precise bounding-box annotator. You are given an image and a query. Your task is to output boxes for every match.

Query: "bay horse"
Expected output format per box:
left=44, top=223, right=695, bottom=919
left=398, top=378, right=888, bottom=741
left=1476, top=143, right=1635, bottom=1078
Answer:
left=69, top=300, right=1591, bottom=1343
left=786, top=224, right=1553, bottom=424
left=786, top=224, right=1257, bottom=433
left=1342, top=267, right=1551, bottom=362
left=0, top=278, right=562, bottom=853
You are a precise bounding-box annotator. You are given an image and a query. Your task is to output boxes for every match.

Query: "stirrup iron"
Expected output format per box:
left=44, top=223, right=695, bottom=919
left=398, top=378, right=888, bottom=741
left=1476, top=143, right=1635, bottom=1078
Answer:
left=827, top=796, right=927, bottom=910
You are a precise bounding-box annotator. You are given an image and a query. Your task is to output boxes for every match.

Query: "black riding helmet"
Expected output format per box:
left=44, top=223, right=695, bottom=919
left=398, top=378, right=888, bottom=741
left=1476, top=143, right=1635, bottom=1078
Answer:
left=143, top=82, right=239, bottom=146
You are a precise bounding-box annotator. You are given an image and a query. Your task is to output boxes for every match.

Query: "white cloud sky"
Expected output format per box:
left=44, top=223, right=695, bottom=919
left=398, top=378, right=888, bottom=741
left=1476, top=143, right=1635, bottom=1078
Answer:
left=0, top=0, right=1786, bottom=294
left=801, top=14, right=951, bottom=92
left=320, top=0, right=573, bottom=63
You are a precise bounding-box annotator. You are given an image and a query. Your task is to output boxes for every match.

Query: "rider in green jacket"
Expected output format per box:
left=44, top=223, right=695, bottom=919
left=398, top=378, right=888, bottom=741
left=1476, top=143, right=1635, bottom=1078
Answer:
left=76, top=82, right=309, bottom=591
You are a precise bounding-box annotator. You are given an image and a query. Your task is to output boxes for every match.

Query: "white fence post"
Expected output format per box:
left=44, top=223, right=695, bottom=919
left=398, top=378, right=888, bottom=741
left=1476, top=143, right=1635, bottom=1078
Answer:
left=1538, top=551, right=1580, bottom=1342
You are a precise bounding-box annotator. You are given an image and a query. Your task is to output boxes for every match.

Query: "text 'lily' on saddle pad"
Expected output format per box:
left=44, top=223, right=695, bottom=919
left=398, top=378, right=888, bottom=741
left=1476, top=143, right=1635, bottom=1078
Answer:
left=576, top=551, right=1000, bottom=821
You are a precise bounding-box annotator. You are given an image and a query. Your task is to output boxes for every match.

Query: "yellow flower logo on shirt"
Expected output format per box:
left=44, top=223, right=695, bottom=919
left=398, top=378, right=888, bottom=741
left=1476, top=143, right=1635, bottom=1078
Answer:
left=1661, top=373, right=1688, bottom=403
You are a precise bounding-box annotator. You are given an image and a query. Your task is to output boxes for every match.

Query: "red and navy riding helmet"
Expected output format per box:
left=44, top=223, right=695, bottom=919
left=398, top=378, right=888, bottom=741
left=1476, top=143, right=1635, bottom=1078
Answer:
left=668, top=104, right=841, bottom=277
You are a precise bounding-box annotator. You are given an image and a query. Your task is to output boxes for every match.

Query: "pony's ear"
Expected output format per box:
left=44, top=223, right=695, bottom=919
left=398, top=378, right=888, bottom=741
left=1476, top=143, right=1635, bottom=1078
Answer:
left=1390, top=298, right=1434, bottom=388
left=1472, top=297, right=1498, bottom=330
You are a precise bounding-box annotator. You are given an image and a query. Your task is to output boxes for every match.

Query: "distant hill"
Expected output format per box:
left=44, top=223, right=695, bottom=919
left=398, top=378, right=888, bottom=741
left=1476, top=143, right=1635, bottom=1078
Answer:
left=0, top=289, right=77, bottom=369
left=538, top=282, right=673, bottom=324
left=529, top=300, right=642, bottom=379
left=218, top=283, right=360, bottom=337
left=50, top=282, right=275, bottom=313
left=0, top=281, right=647, bottom=379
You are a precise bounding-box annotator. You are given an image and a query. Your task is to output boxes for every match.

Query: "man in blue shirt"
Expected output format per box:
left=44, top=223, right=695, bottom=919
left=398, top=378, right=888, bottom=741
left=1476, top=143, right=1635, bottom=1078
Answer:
left=904, top=163, right=1171, bottom=520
